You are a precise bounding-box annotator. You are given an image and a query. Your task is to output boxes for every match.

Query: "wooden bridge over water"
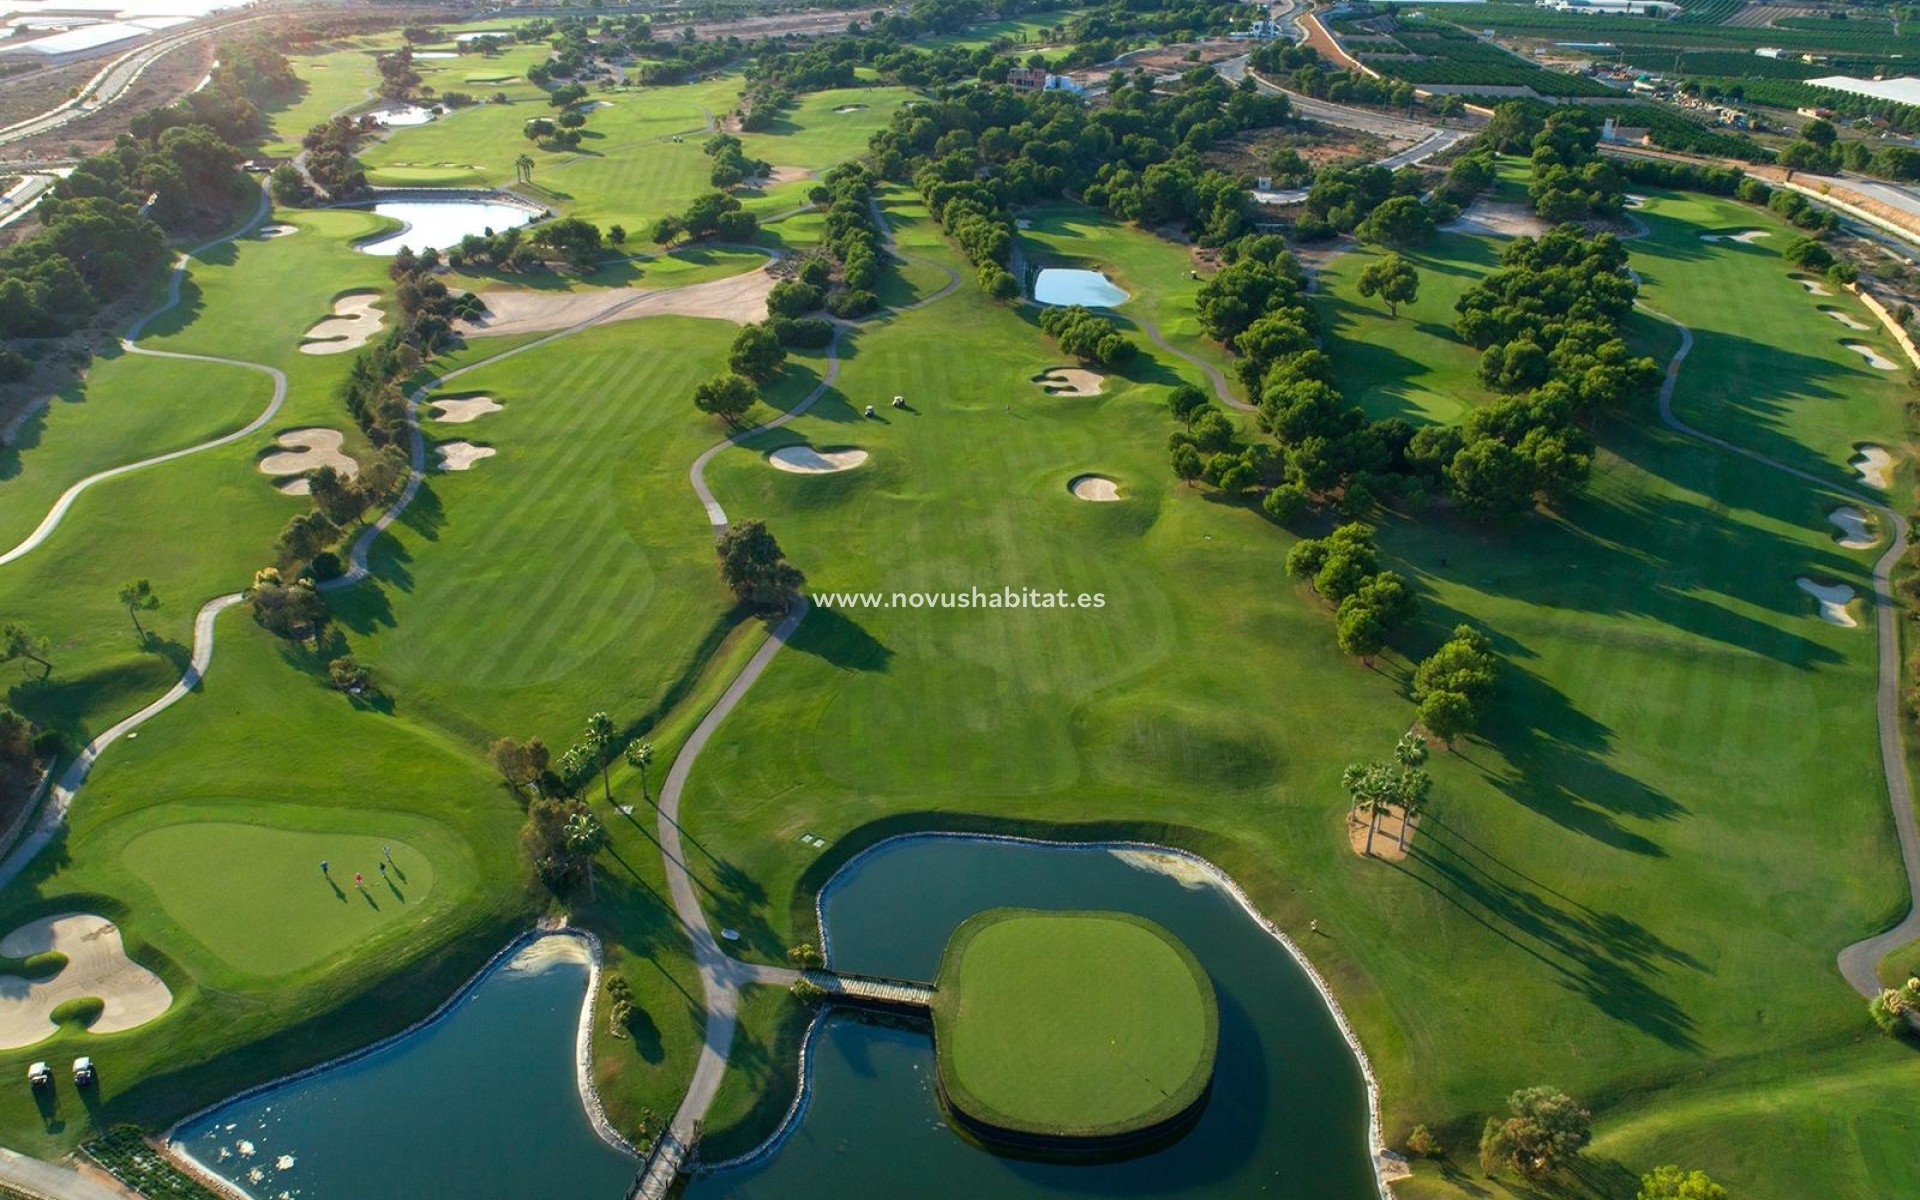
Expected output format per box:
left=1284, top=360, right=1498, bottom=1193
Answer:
left=625, top=968, right=935, bottom=1199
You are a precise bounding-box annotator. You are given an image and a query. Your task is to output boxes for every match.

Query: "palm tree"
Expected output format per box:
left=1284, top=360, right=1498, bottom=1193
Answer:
left=118, top=579, right=159, bottom=639
left=564, top=809, right=609, bottom=901
left=1394, top=764, right=1432, bottom=853
left=625, top=740, right=656, bottom=803
left=584, top=711, right=617, bottom=802
left=515, top=153, right=535, bottom=183
left=557, top=745, right=592, bottom=796
left=1394, top=731, right=1429, bottom=770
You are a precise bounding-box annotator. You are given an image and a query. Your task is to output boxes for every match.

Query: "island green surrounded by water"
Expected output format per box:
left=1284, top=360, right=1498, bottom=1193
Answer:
left=931, top=908, right=1218, bottom=1145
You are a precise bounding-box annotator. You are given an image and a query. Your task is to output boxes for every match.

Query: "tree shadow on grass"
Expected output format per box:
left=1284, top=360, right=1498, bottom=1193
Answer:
left=1390, top=817, right=1705, bottom=1052
left=787, top=605, right=891, bottom=673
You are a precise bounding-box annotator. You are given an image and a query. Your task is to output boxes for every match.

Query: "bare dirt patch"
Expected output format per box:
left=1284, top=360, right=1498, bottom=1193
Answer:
left=1348, top=807, right=1420, bottom=861
left=0, top=914, right=171, bottom=1049
left=299, top=292, right=384, bottom=356
left=456, top=267, right=777, bottom=338
left=1447, top=200, right=1549, bottom=239
left=1035, top=367, right=1105, bottom=396
left=768, top=445, right=866, bottom=473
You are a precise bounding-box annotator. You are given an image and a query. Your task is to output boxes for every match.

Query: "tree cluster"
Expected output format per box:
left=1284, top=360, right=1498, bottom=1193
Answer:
left=1286, top=524, right=1417, bottom=663
left=1294, top=164, right=1436, bottom=243
left=811, top=162, right=888, bottom=317
left=1343, top=732, right=1431, bottom=855
left=1038, top=304, right=1137, bottom=367
left=1478, top=1086, right=1591, bottom=1182
left=704, top=132, right=770, bottom=189
left=1, top=70, right=265, bottom=339
left=1411, top=624, right=1498, bottom=746
left=650, top=191, right=759, bottom=245
left=1448, top=228, right=1657, bottom=516
left=300, top=114, right=376, bottom=199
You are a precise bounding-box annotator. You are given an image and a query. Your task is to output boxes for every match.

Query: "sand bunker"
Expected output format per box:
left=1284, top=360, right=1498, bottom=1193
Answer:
left=1447, top=200, right=1548, bottom=239
left=1069, top=474, right=1121, bottom=501
left=1700, top=230, right=1768, bottom=244
left=259, top=429, right=358, bottom=496
left=1624, top=194, right=1648, bottom=209
left=1828, top=505, right=1877, bottom=549
left=429, top=395, right=503, bottom=423
left=0, top=914, right=172, bottom=1049
left=456, top=268, right=777, bottom=338
left=437, top=441, right=496, bottom=471
left=1796, top=277, right=1835, bottom=296
left=1035, top=367, right=1104, bottom=396
left=1797, top=577, right=1859, bottom=627
left=299, top=292, right=383, bottom=356
left=257, top=224, right=298, bottom=239
left=768, top=445, right=867, bottom=473
left=1822, top=307, right=1869, bottom=331
left=832, top=104, right=868, bottom=114
left=1852, top=445, right=1895, bottom=489
left=1844, top=342, right=1899, bottom=370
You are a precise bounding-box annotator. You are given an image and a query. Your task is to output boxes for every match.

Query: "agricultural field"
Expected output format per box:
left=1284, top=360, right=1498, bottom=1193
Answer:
left=1358, top=22, right=1623, bottom=97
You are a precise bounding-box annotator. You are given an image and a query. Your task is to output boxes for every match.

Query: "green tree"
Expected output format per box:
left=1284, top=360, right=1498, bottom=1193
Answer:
left=117, top=579, right=159, bottom=639
left=1637, top=1166, right=1728, bottom=1200
left=489, top=737, right=535, bottom=797
left=1, top=622, right=51, bottom=677
left=1355, top=253, right=1419, bottom=319
left=1479, top=1086, right=1591, bottom=1181
left=716, top=519, right=805, bottom=612
left=728, top=323, right=787, bottom=381
left=564, top=809, right=609, bottom=900
left=1354, top=196, right=1434, bottom=249
left=624, top=740, right=656, bottom=803
left=515, top=153, right=535, bottom=183
left=1416, top=689, right=1475, bottom=748
left=693, top=373, right=759, bottom=424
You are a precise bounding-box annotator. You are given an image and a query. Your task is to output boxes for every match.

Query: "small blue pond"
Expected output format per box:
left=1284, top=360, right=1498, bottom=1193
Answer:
left=1033, top=268, right=1129, bottom=308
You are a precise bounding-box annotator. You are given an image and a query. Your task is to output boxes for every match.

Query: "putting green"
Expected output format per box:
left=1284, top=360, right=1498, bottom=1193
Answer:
left=121, top=823, right=436, bottom=977
left=932, top=909, right=1217, bottom=1142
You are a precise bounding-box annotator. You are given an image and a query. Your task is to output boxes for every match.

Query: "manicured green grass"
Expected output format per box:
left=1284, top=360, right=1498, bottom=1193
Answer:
left=675, top=197, right=1912, bottom=1200
left=1314, top=233, right=1503, bottom=426
left=920, top=11, right=1077, bottom=51
left=933, top=909, right=1216, bottom=1139
left=121, top=823, right=437, bottom=977
left=738, top=87, right=924, bottom=170
left=260, top=48, right=382, bottom=156
left=1628, top=187, right=1910, bottom=489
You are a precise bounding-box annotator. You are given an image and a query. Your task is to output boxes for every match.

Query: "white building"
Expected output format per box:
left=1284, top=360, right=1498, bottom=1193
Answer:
left=1806, top=75, right=1920, bottom=107
left=1535, top=0, right=1677, bottom=15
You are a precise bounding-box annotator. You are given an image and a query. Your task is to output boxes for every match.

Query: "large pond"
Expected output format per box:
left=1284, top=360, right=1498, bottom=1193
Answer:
left=1033, top=268, right=1130, bottom=308
left=357, top=200, right=536, bottom=256
left=173, top=937, right=635, bottom=1200
left=687, top=837, right=1379, bottom=1200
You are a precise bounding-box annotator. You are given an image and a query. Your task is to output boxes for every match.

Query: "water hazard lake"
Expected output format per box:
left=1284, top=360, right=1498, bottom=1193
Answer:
left=686, top=837, right=1378, bottom=1200
left=1033, top=268, right=1130, bottom=308
left=173, top=938, right=635, bottom=1200
left=356, top=200, right=536, bottom=256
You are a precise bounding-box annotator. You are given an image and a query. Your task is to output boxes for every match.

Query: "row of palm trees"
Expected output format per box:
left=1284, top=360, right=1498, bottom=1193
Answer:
left=544, top=711, right=661, bottom=901
left=1343, top=732, right=1432, bottom=857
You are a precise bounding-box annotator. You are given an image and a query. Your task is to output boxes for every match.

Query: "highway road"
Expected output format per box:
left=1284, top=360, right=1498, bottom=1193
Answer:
left=0, top=14, right=268, bottom=151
